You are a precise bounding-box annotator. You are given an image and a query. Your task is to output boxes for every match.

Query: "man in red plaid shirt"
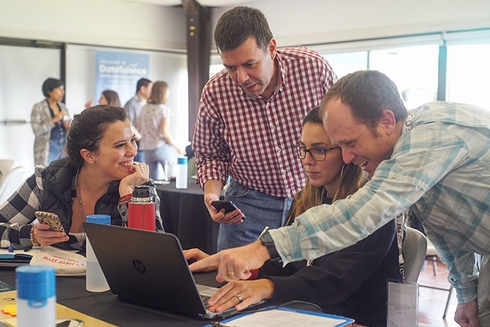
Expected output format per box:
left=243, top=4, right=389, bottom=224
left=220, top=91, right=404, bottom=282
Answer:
left=193, top=6, right=337, bottom=250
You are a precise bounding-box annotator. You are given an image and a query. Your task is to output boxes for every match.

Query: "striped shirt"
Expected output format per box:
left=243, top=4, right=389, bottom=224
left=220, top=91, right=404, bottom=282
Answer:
left=271, top=101, right=490, bottom=304
left=193, top=47, right=337, bottom=198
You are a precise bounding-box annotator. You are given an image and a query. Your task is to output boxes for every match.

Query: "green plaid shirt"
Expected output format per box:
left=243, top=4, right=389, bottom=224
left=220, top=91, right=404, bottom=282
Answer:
left=271, top=101, right=490, bottom=304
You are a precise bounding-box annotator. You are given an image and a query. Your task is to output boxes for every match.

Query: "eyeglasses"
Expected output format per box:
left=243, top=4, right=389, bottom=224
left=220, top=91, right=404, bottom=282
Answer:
left=292, top=144, right=340, bottom=161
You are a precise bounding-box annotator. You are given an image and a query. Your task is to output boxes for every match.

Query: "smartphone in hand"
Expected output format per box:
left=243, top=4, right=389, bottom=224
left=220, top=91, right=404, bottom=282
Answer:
left=35, top=211, right=66, bottom=233
left=211, top=200, right=239, bottom=213
left=211, top=200, right=246, bottom=220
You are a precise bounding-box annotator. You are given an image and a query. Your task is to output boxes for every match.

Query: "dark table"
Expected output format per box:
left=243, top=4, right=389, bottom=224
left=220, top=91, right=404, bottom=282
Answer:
left=155, top=179, right=219, bottom=254
left=0, top=268, right=221, bottom=327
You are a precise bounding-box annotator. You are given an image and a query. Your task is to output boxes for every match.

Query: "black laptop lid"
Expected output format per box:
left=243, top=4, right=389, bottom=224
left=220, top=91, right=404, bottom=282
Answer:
left=83, top=222, right=209, bottom=318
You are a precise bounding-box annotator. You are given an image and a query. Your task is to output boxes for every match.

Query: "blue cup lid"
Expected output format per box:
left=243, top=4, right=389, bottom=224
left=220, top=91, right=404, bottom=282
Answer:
left=86, top=214, right=111, bottom=225
left=16, top=265, right=55, bottom=299
left=178, top=156, right=188, bottom=165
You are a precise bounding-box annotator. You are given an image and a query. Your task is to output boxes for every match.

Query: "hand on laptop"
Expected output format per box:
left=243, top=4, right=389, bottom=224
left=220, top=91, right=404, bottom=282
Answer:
left=189, top=241, right=270, bottom=282
left=183, top=248, right=217, bottom=272
left=206, top=279, right=273, bottom=313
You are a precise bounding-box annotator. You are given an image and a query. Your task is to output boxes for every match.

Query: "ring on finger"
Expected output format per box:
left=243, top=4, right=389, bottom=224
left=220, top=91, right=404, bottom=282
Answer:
left=140, top=166, right=145, bottom=172
left=234, top=294, right=243, bottom=303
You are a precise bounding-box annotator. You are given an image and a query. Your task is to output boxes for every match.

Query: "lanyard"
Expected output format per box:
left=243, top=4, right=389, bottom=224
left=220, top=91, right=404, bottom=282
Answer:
left=397, top=110, right=414, bottom=282
left=396, top=210, right=408, bottom=283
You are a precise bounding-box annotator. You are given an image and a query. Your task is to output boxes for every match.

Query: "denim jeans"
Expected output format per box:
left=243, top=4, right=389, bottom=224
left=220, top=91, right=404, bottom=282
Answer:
left=48, top=138, right=66, bottom=164
left=134, top=141, right=145, bottom=163
left=217, top=180, right=292, bottom=251
left=143, top=144, right=177, bottom=180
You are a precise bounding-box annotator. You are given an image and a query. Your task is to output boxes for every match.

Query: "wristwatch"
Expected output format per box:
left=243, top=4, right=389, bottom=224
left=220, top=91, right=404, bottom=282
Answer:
left=260, top=230, right=281, bottom=262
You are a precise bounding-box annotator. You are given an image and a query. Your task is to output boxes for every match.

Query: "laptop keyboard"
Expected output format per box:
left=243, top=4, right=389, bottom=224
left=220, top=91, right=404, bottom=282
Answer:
left=200, top=294, right=211, bottom=310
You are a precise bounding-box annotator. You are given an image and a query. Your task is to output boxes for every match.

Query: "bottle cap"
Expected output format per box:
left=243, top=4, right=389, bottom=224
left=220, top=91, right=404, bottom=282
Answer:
left=178, top=156, right=188, bottom=165
left=16, top=265, right=56, bottom=300
left=86, top=214, right=111, bottom=225
left=132, top=184, right=151, bottom=198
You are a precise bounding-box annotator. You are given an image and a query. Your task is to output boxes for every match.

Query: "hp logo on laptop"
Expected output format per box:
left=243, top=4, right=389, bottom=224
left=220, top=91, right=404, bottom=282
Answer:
left=132, top=259, right=147, bottom=274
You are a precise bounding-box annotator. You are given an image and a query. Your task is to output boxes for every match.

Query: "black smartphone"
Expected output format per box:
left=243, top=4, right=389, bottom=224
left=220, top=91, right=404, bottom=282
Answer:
left=211, top=200, right=239, bottom=213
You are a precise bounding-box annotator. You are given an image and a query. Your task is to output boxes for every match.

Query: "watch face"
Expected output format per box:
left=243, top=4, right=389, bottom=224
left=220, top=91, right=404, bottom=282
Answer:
left=261, top=231, right=273, bottom=244
left=260, top=231, right=281, bottom=262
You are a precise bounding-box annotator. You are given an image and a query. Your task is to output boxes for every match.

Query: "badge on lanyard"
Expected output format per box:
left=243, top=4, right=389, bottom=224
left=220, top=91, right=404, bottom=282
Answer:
left=387, top=210, right=419, bottom=327
left=387, top=280, right=418, bottom=326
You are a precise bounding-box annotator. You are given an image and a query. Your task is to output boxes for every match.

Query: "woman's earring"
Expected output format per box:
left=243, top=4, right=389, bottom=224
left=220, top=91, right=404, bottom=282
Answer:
left=340, top=164, right=346, bottom=177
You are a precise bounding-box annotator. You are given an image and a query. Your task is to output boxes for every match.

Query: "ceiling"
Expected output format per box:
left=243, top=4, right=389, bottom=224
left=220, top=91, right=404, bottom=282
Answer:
left=122, top=0, right=261, bottom=7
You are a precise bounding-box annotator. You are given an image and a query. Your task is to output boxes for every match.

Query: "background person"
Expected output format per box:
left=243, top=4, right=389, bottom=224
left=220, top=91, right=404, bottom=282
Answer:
left=187, top=107, right=399, bottom=327
left=86, top=89, right=121, bottom=108
left=31, top=77, right=70, bottom=166
left=191, top=70, right=490, bottom=327
left=124, top=78, right=153, bottom=163
left=0, top=105, right=163, bottom=250
left=139, top=81, right=185, bottom=180
left=192, top=6, right=337, bottom=251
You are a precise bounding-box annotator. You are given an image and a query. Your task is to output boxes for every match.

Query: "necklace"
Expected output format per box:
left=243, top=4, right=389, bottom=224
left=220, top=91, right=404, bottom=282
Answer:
left=77, top=173, right=84, bottom=223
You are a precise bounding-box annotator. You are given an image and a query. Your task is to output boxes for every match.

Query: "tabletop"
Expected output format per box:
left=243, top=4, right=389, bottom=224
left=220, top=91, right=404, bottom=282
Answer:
left=0, top=267, right=222, bottom=327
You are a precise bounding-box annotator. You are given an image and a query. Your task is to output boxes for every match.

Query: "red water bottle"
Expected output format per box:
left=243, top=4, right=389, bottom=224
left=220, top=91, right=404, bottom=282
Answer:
left=128, top=185, right=156, bottom=231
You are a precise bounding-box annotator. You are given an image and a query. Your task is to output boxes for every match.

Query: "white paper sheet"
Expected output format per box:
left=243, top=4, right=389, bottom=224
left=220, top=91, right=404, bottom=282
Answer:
left=219, top=308, right=352, bottom=327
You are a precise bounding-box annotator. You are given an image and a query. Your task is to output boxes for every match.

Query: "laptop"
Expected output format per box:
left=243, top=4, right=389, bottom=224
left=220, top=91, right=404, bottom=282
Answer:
left=83, top=222, right=237, bottom=319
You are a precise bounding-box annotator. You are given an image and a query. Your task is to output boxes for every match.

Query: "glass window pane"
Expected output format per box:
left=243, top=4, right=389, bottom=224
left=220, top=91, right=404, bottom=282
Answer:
left=209, top=63, right=223, bottom=78
left=447, top=44, right=490, bottom=109
left=323, top=52, right=368, bottom=79
left=370, top=45, right=439, bottom=109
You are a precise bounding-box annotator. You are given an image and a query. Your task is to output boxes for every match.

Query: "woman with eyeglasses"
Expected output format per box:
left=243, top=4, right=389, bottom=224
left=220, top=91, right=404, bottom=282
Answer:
left=185, top=107, right=400, bottom=327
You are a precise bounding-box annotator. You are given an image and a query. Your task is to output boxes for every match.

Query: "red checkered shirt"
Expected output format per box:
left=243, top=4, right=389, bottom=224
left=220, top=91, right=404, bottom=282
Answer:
left=193, top=47, right=337, bottom=198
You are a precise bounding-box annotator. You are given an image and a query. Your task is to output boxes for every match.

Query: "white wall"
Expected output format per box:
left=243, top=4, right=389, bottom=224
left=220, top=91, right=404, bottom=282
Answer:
left=212, top=0, right=490, bottom=48
left=0, top=46, right=60, bottom=177
left=3, top=0, right=488, bottom=53
left=0, top=0, right=187, bottom=51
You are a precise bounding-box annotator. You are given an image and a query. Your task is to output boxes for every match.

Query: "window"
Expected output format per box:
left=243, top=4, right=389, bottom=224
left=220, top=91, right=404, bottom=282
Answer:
left=209, top=30, right=490, bottom=111
left=323, top=52, right=367, bottom=79
left=370, top=45, right=439, bottom=108
left=446, top=43, right=490, bottom=108
left=323, top=45, right=439, bottom=109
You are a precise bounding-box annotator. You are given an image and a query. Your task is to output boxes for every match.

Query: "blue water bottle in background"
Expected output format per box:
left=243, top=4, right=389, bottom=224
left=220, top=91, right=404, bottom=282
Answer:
left=176, top=156, right=188, bottom=189
left=16, top=265, right=56, bottom=327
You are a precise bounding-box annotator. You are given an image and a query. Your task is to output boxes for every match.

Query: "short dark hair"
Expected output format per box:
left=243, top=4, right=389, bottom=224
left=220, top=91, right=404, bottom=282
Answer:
left=320, top=70, right=407, bottom=129
left=42, top=78, right=64, bottom=97
left=214, top=6, right=273, bottom=52
left=66, top=105, right=128, bottom=167
left=102, top=90, right=121, bottom=107
left=136, top=78, right=152, bottom=93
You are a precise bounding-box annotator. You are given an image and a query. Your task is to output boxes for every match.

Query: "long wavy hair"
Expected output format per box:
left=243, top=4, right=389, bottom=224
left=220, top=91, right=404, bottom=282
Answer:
left=288, top=107, right=368, bottom=221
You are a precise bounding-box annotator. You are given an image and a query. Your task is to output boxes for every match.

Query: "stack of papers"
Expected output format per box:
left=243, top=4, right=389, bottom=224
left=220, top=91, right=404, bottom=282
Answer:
left=205, top=307, right=354, bottom=327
